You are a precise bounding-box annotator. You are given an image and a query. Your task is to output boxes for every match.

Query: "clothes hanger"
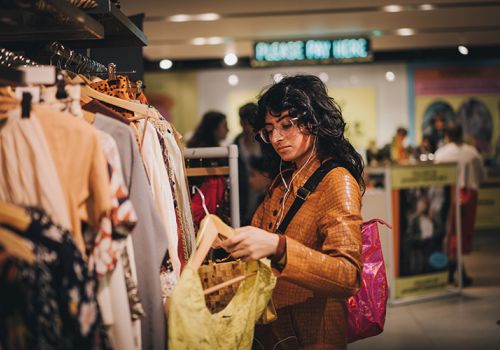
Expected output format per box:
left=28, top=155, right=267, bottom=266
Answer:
left=188, top=187, right=257, bottom=295
left=0, top=227, right=35, bottom=264
left=80, top=83, right=159, bottom=118
left=0, top=201, right=31, bottom=232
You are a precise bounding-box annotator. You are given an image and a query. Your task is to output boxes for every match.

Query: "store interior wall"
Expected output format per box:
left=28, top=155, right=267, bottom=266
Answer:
left=145, top=63, right=409, bottom=149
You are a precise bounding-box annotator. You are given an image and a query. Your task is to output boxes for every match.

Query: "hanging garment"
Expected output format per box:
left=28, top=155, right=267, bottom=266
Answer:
left=149, top=116, right=196, bottom=266
left=0, top=207, right=110, bottom=350
left=83, top=98, right=131, bottom=125
left=137, top=119, right=181, bottom=276
left=169, top=260, right=276, bottom=350
left=93, top=113, right=168, bottom=350
left=0, top=107, right=71, bottom=230
left=33, top=104, right=111, bottom=257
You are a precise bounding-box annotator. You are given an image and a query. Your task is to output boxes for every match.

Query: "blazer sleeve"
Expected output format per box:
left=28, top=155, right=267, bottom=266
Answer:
left=279, top=170, right=363, bottom=298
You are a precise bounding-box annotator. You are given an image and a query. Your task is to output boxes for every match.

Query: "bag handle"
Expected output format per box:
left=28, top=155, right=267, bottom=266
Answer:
left=276, top=159, right=338, bottom=234
left=363, top=219, right=392, bottom=230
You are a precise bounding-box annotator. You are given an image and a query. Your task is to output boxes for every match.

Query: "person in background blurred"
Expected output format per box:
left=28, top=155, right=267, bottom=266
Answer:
left=248, top=156, right=272, bottom=207
left=187, top=110, right=229, bottom=148
left=428, top=112, right=446, bottom=153
left=434, top=122, right=486, bottom=286
left=233, top=103, right=262, bottom=225
left=391, top=127, right=409, bottom=164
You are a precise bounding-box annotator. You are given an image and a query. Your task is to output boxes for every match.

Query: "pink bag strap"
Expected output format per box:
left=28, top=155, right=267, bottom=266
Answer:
left=363, top=218, right=392, bottom=230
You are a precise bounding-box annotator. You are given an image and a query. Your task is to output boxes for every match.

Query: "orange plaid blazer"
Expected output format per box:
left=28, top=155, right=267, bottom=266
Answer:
left=252, top=156, right=362, bottom=349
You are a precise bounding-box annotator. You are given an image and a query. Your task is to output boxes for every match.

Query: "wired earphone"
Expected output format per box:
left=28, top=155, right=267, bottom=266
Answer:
left=275, top=136, right=317, bottom=228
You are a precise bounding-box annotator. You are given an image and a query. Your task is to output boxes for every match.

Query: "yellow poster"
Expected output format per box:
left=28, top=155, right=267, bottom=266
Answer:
left=395, top=272, right=448, bottom=299
left=391, top=164, right=457, bottom=189
left=329, top=87, right=377, bottom=149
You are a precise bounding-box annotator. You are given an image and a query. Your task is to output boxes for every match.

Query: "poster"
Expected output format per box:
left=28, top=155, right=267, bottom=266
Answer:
left=414, top=66, right=500, bottom=157
left=391, top=164, right=456, bottom=300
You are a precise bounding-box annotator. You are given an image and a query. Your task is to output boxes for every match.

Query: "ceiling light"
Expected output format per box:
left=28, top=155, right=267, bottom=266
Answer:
left=385, top=71, right=396, bottom=82
left=396, top=28, right=415, bottom=36
left=228, top=74, right=239, bottom=86
left=419, top=4, right=435, bottom=11
left=319, top=72, right=329, bottom=83
left=191, top=37, right=207, bottom=45
left=159, top=59, right=173, bottom=70
left=224, top=53, right=238, bottom=66
left=168, top=14, right=191, bottom=22
left=382, top=5, right=404, bottom=12
left=458, top=45, right=469, bottom=55
left=206, top=37, right=224, bottom=45
left=273, top=73, right=284, bottom=83
left=195, top=13, right=220, bottom=21
left=372, top=30, right=383, bottom=37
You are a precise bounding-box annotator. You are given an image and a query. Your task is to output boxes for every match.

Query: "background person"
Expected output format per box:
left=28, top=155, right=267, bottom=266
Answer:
left=233, top=103, right=262, bottom=225
left=434, top=122, right=486, bottom=286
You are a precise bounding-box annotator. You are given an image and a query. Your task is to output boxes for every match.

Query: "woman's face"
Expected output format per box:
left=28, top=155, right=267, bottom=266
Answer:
left=264, top=111, right=315, bottom=167
left=215, top=119, right=229, bottom=143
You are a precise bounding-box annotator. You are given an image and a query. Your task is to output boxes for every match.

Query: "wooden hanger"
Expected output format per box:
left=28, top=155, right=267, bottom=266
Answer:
left=80, top=84, right=158, bottom=117
left=189, top=214, right=257, bottom=296
left=0, top=227, right=35, bottom=264
left=0, top=201, right=31, bottom=232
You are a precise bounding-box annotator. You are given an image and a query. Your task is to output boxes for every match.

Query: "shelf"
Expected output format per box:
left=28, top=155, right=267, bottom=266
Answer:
left=84, top=1, right=148, bottom=47
left=0, top=0, right=147, bottom=48
left=0, top=66, right=25, bottom=86
left=0, top=0, right=104, bottom=42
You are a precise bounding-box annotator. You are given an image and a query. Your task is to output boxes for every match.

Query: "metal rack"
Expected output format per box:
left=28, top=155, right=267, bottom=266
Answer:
left=184, top=145, right=241, bottom=228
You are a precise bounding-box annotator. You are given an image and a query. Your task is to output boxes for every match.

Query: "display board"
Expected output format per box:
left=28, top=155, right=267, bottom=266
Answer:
left=390, top=164, right=459, bottom=302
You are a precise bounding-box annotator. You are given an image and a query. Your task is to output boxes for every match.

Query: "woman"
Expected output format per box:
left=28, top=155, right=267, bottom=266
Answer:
left=187, top=110, right=229, bottom=148
left=221, top=75, right=364, bottom=349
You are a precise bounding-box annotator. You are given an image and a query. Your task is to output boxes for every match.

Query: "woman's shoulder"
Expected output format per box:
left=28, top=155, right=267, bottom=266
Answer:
left=321, top=166, right=361, bottom=193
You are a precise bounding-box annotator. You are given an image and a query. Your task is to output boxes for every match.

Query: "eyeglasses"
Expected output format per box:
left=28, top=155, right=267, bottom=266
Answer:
left=257, top=117, right=300, bottom=144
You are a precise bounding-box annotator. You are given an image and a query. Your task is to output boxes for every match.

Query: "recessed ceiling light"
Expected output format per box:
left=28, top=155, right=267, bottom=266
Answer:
left=168, top=14, right=191, bottom=22
left=396, top=28, right=415, bottom=36
left=224, top=53, right=238, bottom=66
left=206, top=37, right=224, bottom=45
left=159, top=59, right=173, bottom=70
left=419, top=4, right=435, bottom=11
left=168, top=13, right=220, bottom=22
left=195, top=13, right=220, bottom=21
left=458, top=45, right=469, bottom=55
left=372, top=30, right=383, bottom=37
left=228, top=74, right=239, bottom=86
left=191, top=37, right=207, bottom=45
left=385, top=71, right=396, bottom=82
left=382, top=5, right=404, bottom=12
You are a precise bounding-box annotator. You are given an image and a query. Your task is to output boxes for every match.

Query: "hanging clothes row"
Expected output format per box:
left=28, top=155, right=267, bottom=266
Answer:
left=0, top=56, right=196, bottom=350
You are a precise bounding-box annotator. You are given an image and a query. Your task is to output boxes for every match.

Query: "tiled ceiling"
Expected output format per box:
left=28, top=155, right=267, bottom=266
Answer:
left=120, top=0, right=500, bottom=60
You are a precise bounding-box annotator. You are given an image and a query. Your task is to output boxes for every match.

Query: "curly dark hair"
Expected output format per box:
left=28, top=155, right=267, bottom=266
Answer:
left=253, top=74, right=365, bottom=192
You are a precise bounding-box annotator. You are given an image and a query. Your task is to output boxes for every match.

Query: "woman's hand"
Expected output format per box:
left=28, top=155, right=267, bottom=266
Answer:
left=220, top=226, right=279, bottom=262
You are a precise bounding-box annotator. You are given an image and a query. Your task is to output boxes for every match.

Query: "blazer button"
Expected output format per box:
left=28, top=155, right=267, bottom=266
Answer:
left=268, top=223, right=273, bottom=229
left=273, top=210, right=278, bottom=216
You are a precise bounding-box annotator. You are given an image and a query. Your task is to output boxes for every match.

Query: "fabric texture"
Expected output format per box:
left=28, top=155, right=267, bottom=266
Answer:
left=251, top=156, right=362, bottom=349
left=169, top=260, right=276, bottom=350
left=0, top=107, right=71, bottom=230
left=137, top=120, right=181, bottom=277
left=0, top=207, right=109, bottom=349
left=34, top=104, right=111, bottom=257
left=93, top=114, right=168, bottom=350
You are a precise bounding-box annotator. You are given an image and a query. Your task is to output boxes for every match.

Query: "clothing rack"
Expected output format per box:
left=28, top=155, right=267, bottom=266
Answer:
left=184, top=145, right=240, bottom=228
left=47, top=42, right=107, bottom=74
